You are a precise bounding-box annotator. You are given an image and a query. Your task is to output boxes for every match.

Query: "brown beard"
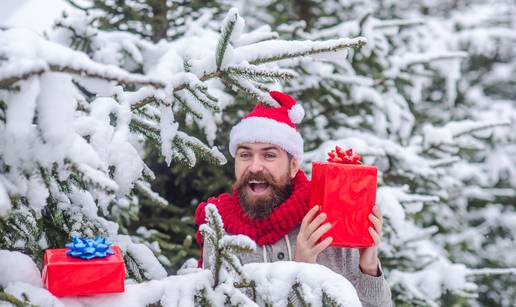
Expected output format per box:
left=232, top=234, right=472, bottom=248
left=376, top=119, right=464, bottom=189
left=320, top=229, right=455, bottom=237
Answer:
left=233, top=170, right=293, bottom=220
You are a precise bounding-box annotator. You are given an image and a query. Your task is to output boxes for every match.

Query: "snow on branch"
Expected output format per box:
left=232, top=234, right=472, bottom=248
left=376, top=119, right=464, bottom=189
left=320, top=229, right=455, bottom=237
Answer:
left=0, top=29, right=162, bottom=89
left=390, top=51, right=468, bottom=69
left=373, top=19, right=425, bottom=29
left=135, top=180, right=169, bottom=207
left=467, top=267, right=516, bottom=276
left=243, top=261, right=362, bottom=306
left=216, top=8, right=243, bottom=71
left=200, top=204, right=256, bottom=287
left=223, top=75, right=280, bottom=107
left=422, top=120, right=511, bottom=150
left=224, top=64, right=298, bottom=82
left=234, top=37, right=367, bottom=65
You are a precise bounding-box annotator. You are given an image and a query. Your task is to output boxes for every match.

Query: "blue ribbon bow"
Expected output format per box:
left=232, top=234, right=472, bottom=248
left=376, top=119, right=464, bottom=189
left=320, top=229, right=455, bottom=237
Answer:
left=65, top=236, right=115, bottom=259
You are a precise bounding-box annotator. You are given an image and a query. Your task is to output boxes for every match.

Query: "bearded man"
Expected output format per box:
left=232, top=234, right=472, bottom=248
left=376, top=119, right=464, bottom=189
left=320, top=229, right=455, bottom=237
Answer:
left=195, top=91, right=392, bottom=307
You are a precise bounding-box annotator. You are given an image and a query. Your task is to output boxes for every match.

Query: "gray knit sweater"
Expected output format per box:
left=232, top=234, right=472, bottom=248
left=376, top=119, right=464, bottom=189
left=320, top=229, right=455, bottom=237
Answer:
left=203, top=225, right=393, bottom=306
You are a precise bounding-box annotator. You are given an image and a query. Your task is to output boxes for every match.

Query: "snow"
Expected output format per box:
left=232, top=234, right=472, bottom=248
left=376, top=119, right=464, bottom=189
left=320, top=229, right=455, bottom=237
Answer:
left=233, top=37, right=367, bottom=65
left=0, top=247, right=269, bottom=307
left=0, top=28, right=161, bottom=87
left=244, top=261, right=362, bottom=307
left=27, top=173, right=50, bottom=217
left=0, top=0, right=71, bottom=33
left=216, top=7, right=245, bottom=70
left=116, top=235, right=167, bottom=280
left=0, top=250, right=43, bottom=288
left=2, top=270, right=216, bottom=307
left=390, top=258, right=478, bottom=306
left=0, top=179, right=12, bottom=217
left=37, top=73, right=77, bottom=161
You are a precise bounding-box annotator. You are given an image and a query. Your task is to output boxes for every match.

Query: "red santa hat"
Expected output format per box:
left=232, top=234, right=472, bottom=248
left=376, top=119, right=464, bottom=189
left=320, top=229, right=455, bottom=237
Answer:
left=229, top=90, right=305, bottom=162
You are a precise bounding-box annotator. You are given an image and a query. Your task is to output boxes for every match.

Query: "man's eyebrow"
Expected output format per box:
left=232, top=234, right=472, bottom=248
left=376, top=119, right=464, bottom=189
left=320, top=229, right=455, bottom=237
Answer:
left=236, top=145, right=251, bottom=151
left=261, top=146, right=280, bottom=151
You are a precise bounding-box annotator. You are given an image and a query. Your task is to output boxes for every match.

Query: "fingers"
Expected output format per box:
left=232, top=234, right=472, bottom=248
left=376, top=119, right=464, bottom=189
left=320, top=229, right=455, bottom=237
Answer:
left=372, top=205, right=383, bottom=222
left=368, top=212, right=382, bottom=235
left=301, top=205, right=320, bottom=232
left=369, top=206, right=383, bottom=247
left=308, top=222, right=332, bottom=245
left=369, top=227, right=381, bottom=246
left=313, top=236, right=333, bottom=255
left=306, top=212, right=327, bottom=235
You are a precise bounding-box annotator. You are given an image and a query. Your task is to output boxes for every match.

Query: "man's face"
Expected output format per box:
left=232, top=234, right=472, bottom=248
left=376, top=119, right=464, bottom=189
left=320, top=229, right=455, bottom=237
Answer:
left=233, top=142, right=300, bottom=220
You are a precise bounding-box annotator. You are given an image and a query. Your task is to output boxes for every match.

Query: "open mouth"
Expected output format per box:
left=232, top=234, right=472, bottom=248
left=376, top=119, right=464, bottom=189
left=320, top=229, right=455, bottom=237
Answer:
left=247, top=180, right=270, bottom=194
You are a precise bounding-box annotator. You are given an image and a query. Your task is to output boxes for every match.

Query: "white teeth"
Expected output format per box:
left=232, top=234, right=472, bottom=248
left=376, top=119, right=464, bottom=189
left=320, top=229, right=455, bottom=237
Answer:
left=248, top=180, right=266, bottom=184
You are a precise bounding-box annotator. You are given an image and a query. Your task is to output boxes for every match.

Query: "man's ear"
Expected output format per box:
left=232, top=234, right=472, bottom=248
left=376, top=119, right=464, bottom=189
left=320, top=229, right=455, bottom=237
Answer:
left=290, top=158, right=300, bottom=178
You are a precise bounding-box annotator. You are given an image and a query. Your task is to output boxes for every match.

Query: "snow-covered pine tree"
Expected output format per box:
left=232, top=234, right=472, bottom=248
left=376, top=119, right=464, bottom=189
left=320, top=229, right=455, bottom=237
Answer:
left=412, top=1, right=516, bottom=305
left=230, top=0, right=516, bottom=305
left=0, top=5, right=369, bottom=305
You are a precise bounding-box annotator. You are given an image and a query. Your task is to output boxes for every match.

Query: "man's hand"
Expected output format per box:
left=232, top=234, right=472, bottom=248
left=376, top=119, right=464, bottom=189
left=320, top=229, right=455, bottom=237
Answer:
left=294, top=205, right=333, bottom=263
left=359, top=205, right=383, bottom=276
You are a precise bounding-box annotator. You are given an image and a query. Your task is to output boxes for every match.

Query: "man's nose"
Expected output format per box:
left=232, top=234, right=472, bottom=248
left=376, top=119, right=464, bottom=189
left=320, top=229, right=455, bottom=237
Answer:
left=248, top=156, right=264, bottom=173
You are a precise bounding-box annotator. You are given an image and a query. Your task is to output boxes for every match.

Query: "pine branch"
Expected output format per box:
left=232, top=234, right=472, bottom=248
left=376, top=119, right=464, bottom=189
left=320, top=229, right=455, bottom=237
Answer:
left=50, top=65, right=162, bottom=88
left=198, top=87, right=219, bottom=104
left=173, top=92, right=204, bottom=120
left=373, top=19, right=425, bottom=29
left=234, top=30, right=279, bottom=47
left=221, top=251, right=245, bottom=277
left=233, top=279, right=257, bottom=301
left=173, top=132, right=227, bottom=166
left=202, top=205, right=230, bottom=287
left=220, top=235, right=256, bottom=255
left=174, top=139, right=198, bottom=167
left=246, top=37, right=366, bottom=65
left=467, top=267, right=516, bottom=276
left=216, top=8, right=239, bottom=70
left=124, top=252, right=145, bottom=282
left=130, top=95, right=166, bottom=111
left=322, top=291, right=341, bottom=307
left=291, top=282, right=309, bottom=307
left=195, top=287, right=217, bottom=307
left=397, top=52, right=468, bottom=69
left=0, top=65, right=162, bottom=90
left=135, top=180, right=169, bottom=207
left=186, top=85, right=220, bottom=113
left=428, top=157, right=461, bottom=168
left=54, top=21, right=96, bottom=53
left=224, top=75, right=279, bottom=107
left=0, top=290, right=36, bottom=307
left=129, top=115, right=162, bottom=143
left=204, top=204, right=224, bottom=242
left=225, top=64, right=298, bottom=82
left=452, top=121, right=511, bottom=138
left=0, top=68, right=46, bottom=89
left=65, top=0, right=93, bottom=11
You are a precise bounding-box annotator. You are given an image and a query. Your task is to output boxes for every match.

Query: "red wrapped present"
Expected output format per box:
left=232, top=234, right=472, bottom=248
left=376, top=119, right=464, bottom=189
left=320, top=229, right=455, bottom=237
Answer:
left=310, top=147, right=377, bottom=248
left=42, top=237, right=125, bottom=297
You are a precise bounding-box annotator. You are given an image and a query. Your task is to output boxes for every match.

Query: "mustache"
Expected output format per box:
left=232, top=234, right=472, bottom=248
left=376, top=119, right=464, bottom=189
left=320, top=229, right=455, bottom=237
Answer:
left=233, top=170, right=277, bottom=191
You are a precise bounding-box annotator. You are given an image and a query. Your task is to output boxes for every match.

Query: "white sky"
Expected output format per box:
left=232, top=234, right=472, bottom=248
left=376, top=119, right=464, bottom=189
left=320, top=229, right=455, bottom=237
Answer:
left=0, top=0, right=71, bottom=33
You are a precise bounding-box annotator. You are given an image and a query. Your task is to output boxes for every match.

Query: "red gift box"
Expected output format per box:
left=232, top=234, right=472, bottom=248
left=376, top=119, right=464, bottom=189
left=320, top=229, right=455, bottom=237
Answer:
left=42, top=246, right=125, bottom=297
left=309, top=147, right=377, bottom=248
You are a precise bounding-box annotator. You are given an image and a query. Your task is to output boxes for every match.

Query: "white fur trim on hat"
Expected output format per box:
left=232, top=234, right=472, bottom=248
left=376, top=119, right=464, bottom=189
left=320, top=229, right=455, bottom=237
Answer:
left=288, top=104, right=305, bottom=124
left=229, top=117, right=304, bottom=163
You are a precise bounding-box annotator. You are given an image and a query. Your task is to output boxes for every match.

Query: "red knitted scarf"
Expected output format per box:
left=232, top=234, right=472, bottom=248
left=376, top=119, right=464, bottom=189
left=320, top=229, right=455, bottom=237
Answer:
left=195, top=170, right=311, bottom=266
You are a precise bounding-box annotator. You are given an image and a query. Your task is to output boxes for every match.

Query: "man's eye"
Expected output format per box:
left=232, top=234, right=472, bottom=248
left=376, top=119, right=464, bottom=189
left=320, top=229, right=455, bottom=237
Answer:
left=239, top=153, right=250, bottom=158
left=265, top=153, right=276, bottom=159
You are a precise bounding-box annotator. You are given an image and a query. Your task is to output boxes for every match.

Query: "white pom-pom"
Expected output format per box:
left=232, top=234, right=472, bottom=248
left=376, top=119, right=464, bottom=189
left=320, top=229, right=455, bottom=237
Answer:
left=288, top=104, right=305, bottom=124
